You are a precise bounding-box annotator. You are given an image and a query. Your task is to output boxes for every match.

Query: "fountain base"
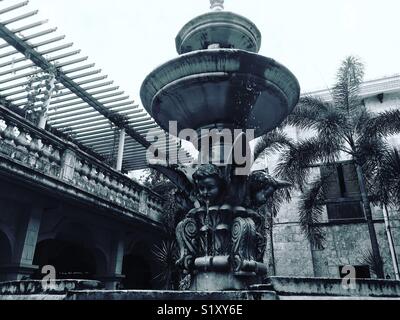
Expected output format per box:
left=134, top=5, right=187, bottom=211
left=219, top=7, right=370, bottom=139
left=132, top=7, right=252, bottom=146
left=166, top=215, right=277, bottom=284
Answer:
left=189, top=272, right=262, bottom=291
left=2, top=278, right=400, bottom=300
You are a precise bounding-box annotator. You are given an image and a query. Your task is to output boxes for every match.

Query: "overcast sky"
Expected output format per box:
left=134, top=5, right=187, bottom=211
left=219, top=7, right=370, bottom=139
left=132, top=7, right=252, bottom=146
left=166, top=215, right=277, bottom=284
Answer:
left=28, top=0, right=400, bottom=107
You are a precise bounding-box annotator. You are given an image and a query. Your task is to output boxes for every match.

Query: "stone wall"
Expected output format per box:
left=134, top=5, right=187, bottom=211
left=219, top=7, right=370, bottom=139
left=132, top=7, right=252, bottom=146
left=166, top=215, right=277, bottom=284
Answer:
left=270, top=189, right=400, bottom=279
left=3, top=277, right=398, bottom=300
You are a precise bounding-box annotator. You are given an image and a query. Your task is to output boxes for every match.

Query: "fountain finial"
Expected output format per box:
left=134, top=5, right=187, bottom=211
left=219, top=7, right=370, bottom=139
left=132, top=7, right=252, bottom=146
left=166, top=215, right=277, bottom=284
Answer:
left=210, top=0, right=224, bottom=11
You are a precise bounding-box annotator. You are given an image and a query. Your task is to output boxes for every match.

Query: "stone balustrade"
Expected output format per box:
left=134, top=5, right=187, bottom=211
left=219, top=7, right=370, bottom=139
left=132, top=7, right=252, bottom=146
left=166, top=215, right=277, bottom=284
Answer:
left=0, top=105, right=164, bottom=223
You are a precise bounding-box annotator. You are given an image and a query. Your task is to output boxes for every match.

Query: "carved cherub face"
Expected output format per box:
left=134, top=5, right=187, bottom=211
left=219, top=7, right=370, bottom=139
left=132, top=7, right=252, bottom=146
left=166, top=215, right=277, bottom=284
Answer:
left=254, top=185, right=275, bottom=206
left=247, top=170, right=291, bottom=209
left=193, top=164, right=225, bottom=205
left=196, top=176, right=221, bottom=203
left=248, top=170, right=277, bottom=207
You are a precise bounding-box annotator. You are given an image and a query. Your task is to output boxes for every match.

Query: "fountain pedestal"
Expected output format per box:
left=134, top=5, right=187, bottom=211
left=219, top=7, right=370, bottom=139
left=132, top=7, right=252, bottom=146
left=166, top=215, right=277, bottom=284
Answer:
left=190, top=272, right=262, bottom=291
left=176, top=203, right=269, bottom=290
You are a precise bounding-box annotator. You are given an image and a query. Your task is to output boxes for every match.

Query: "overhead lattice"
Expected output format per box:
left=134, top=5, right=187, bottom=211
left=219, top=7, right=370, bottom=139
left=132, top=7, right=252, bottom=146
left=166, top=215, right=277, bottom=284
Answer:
left=0, top=0, right=192, bottom=171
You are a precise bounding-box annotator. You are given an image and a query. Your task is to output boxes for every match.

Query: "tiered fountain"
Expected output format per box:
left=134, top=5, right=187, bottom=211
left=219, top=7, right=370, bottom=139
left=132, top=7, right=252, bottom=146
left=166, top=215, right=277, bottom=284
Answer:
left=141, top=0, right=300, bottom=291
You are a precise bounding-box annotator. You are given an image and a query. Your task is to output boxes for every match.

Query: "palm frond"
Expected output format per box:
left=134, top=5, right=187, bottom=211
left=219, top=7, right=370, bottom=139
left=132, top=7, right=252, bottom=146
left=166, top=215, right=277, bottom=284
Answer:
left=284, top=96, right=330, bottom=130
left=298, top=175, right=331, bottom=249
left=353, top=106, right=372, bottom=137
left=314, top=108, right=348, bottom=156
left=355, top=135, right=391, bottom=171
left=359, top=249, right=384, bottom=278
left=253, top=129, right=293, bottom=161
left=366, top=109, right=400, bottom=138
left=332, top=56, right=364, bottom=113
left=387, top=149, right=400, bottom=209
left=370, top=148, right=400, bottom=208
left=152, top=240, right=179, bottom=288
left=266, top=187, right=293, bottom=217
left=369, top=162, right=391, bottom=207
left=274, top=137, right=340, bottom=191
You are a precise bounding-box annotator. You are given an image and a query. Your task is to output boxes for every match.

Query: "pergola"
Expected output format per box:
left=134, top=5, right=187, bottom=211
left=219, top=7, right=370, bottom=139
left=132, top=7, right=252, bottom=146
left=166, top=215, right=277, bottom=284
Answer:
left=0, top=0, right=192, bottom=171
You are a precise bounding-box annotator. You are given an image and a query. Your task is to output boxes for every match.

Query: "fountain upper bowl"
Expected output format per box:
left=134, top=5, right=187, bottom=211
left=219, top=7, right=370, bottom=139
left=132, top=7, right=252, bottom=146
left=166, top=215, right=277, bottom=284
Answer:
left=140, top=49, right=300, bottom=138
left=175, top=11, right=262, bottom=54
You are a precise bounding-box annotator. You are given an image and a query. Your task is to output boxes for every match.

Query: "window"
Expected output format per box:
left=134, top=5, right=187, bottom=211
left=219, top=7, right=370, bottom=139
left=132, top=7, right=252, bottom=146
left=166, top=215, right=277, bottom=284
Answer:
left=339, top=265, right=371, bottom=279
left=321, top=162, right=360, bottom=198
left=326, top=201, right=364, bottom=221
left=320, top=162, right=364, bottom=222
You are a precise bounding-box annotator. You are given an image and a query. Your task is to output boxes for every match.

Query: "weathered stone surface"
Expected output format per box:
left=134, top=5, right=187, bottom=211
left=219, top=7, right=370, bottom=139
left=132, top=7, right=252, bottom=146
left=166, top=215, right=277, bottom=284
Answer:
left=271, top=216, right=399, bottom=279
left=1, top=277, right=400, bottom=300
left=0, top=279, right=103, bottom=296
left=0, top=105, right=164, bottom=226
left=66, top=290, right=277, bottom=301
left=0, top=294, right=65, bottom=300
left=189, top=272, right=262, bottom=291
left=267, top=276, right=400, bottom=298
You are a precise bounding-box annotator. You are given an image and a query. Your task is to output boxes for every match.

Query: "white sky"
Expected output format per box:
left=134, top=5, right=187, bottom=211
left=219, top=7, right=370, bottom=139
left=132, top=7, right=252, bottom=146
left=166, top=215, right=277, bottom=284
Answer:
left=29, top=0, right=400, bottom=105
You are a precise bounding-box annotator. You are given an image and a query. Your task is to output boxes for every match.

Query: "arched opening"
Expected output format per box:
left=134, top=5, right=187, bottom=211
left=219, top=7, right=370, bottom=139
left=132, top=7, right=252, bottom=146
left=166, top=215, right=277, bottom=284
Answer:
left=0, top=229, right=12, bottom=265
left=121, top=242, right=153, bottom=289
left=32, top=239, right=96, bottom=280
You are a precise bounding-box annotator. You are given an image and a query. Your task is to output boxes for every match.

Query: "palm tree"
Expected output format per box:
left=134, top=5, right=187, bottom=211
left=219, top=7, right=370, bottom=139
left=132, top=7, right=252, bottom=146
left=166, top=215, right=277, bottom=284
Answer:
left=274, top=56, right=395, bottom=278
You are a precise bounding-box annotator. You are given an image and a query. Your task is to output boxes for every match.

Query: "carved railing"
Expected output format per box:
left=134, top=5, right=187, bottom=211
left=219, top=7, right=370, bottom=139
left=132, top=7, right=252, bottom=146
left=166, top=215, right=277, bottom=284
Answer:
left=0, top=105, right=164, bottom=223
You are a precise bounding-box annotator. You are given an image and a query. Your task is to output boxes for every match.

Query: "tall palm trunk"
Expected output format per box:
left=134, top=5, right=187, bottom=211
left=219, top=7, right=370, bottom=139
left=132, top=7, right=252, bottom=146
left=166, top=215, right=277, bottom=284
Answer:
left=355, top=163, right=384, bottom=278
left=268, top=213, right=276, bottom=276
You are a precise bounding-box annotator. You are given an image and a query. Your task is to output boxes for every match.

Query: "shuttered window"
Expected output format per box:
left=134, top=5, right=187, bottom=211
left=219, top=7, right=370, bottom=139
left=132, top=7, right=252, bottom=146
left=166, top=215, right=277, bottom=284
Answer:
left=320, top=162, right=364, bottom=222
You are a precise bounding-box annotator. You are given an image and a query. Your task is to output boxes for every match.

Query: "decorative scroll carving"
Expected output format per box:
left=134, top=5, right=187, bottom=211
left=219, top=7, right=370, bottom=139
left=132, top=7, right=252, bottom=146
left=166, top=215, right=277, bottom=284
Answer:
left=176, top=217, right=198, bottom=271
left=231, top=217, right=257, bottom=271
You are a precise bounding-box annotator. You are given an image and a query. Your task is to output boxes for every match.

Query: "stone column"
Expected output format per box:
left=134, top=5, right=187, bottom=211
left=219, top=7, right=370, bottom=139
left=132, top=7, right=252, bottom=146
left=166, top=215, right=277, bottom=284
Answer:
left=38, top=74, right=56, bottom=130
left=97, top=235, right=125, bottom=290
left=1, top=206, right=43, bottom=281
left=116, top=129, right=125, bottom=172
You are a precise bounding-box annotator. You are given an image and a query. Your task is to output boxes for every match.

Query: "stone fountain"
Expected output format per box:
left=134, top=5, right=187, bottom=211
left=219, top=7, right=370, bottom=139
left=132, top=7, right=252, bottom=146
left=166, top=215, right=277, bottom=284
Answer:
left=140, top=0, right=300, bottom=291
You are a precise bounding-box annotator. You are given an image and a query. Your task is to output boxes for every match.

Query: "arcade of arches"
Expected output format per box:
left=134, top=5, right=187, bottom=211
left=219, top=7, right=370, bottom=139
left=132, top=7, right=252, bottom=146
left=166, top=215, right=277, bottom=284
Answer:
left=0, top=179, right=165, bottom=290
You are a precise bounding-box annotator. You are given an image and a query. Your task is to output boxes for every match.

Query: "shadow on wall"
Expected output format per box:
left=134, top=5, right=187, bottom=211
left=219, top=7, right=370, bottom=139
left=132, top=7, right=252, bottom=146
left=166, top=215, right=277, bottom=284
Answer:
left=0, top=229, right=12, bottom=281
left=32, top=239, right=98, bottom=280
left=122, top=242, right=153, bottom=290
left=32, top=221, right=108, bottom=280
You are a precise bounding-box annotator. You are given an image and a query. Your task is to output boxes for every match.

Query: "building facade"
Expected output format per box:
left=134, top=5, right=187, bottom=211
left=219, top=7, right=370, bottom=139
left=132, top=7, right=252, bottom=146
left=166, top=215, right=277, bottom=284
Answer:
left=265, top=75, right=400, bottom=279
